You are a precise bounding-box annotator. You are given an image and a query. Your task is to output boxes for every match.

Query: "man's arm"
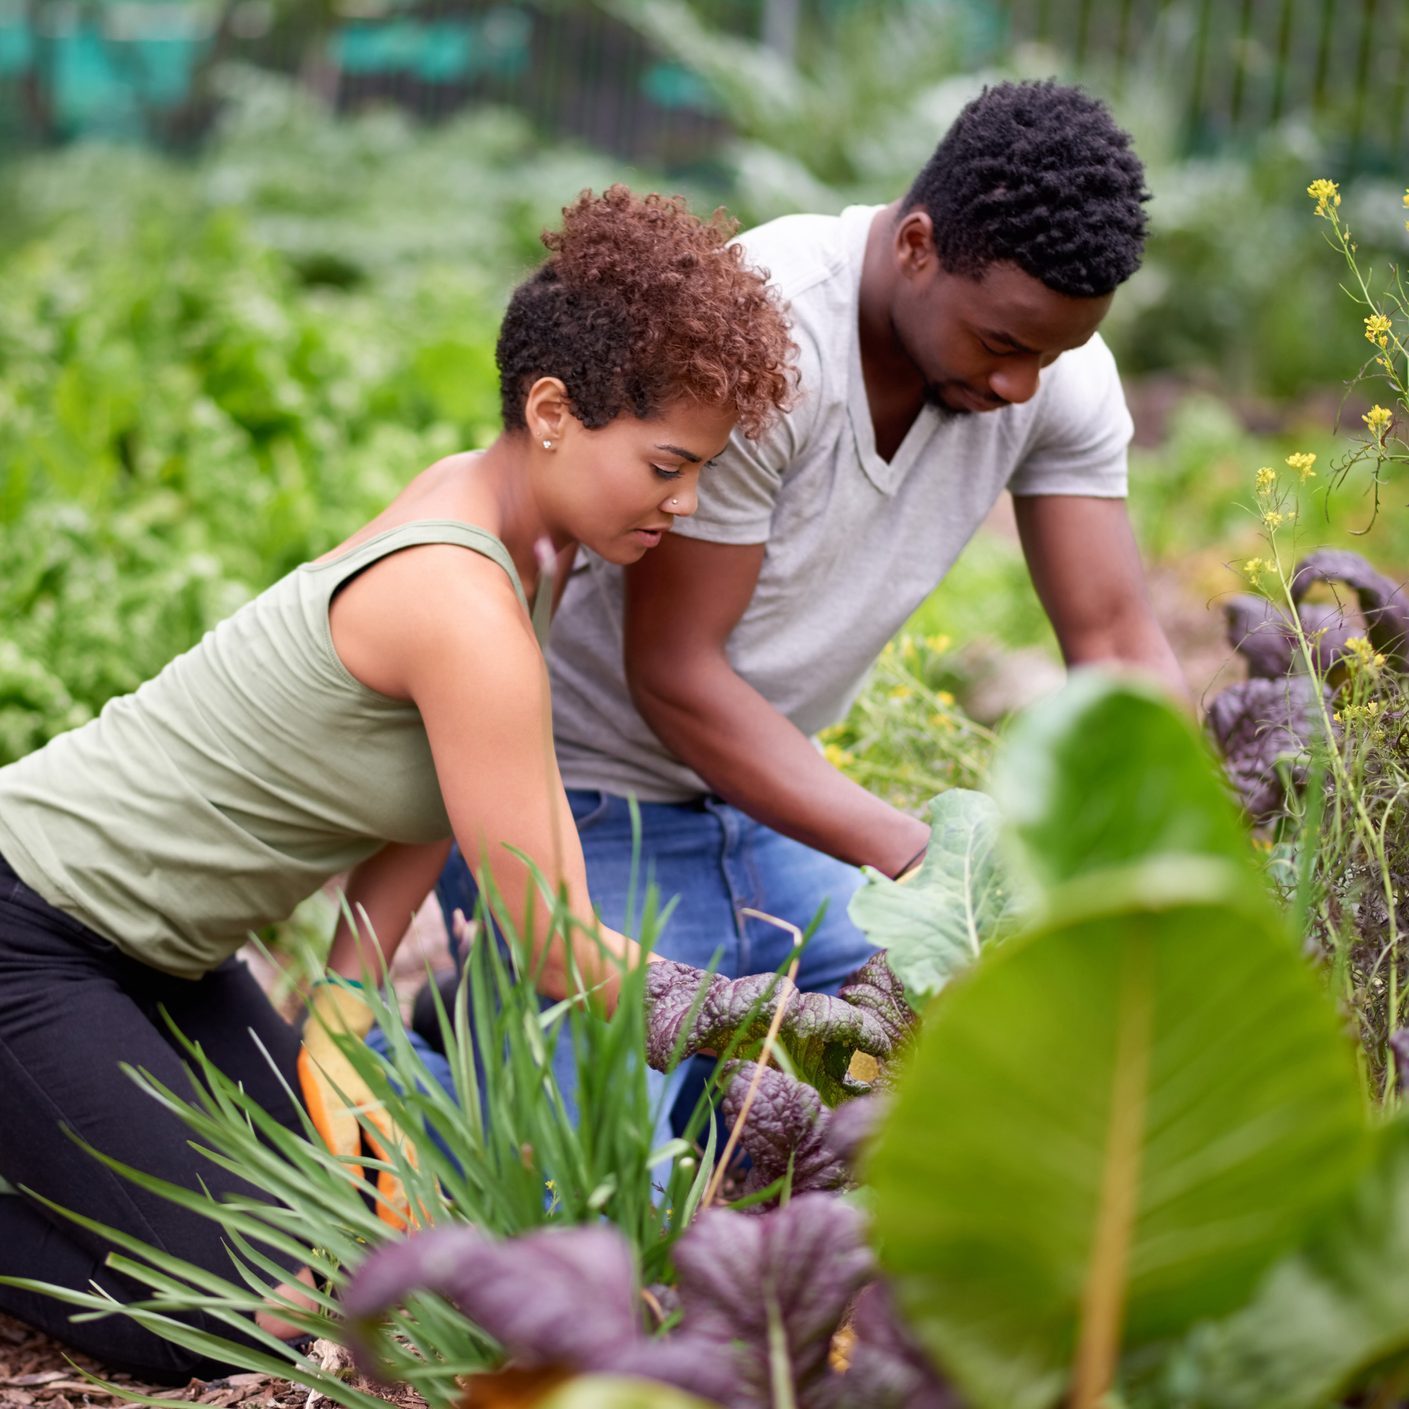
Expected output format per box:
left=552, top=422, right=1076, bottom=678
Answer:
left=1014, top=494, right=1189, bottom=701
left=623, top=534, right=931, bottom=876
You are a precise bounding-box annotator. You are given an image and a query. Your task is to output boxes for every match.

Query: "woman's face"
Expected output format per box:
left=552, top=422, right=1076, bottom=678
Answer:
left=548, top=397, right=738, bottom=564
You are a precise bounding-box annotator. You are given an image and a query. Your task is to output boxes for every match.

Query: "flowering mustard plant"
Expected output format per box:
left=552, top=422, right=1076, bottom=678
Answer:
left=1306, top=177, right=1408, bottom=521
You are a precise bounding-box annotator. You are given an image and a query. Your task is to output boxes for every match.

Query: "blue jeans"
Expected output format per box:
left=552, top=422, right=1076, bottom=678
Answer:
left=433, top=790, right=874, bottom=1135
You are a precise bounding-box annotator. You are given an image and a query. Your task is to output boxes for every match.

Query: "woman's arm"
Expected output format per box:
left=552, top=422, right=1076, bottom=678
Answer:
left=348, top=544, right=641, bottom=1013
left=326, top=838, right=453, bottom=981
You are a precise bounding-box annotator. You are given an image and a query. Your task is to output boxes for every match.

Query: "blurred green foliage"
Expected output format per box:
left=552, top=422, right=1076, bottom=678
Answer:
left=4, top=39, right=1406, bottom=768
left=0, top=72, right=649, bottom=764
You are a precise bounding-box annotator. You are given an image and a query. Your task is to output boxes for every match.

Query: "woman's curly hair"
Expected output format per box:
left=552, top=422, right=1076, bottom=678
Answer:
left=904, top=80, right=1150, bottom=298
left=497, top=185, right=794, bottom=440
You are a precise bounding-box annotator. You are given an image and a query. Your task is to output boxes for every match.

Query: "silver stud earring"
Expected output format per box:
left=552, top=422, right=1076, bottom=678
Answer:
left=542, top=439, right=553, bottom=450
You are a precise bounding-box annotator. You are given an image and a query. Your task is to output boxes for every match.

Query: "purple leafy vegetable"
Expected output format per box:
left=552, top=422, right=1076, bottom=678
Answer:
left=671, top=1193, right=875, bottom=1409
left=1290, top=548, right=1409, bottom=665
left=341, top=1194, right=943, bottom=1408
left=718, top=1061, right=876, bottom=1200
left=342, top=1223, right=647, bottom=1377
left=1390, top=1030, right=1409, bottom=1095
left=833, top=1281, right=959, bottom=1409
left=1204, top=675, right=1329, bottom=821
left=342, top=1222, right=734, bottom=1403
left=643, top=955, right=908, bottom=1104
left=780, top=954, right=917, bottom=1105
left=1223, top=595, right=1352, bottom=678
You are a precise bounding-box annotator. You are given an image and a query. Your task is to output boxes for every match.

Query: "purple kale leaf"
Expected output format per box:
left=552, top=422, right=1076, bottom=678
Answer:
left=718, top=1060, right=886, bottom=1202
left=342, top=1222, right=634, bottom=1370
left=833, top=1281, right=960, bottom=1409
left=671, top=1193, right=876, bottom=1409
left=1223, top=594, right=1352, bottom=678
left=341, top=1195, right=949, bottom=1409
left=643, top=957, right=905, bottom=1104
left=341, top=1222, right=735, bottom=1404
left=781, top=953, right=918, bottom=1105
left=1291, top=548, right=1409, bottom=665
left=1204, top=675, right=1328, bottom=822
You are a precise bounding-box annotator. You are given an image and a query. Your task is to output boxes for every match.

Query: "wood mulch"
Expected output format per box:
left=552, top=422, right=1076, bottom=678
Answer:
left=0, top=1311, right=429, bottom=1408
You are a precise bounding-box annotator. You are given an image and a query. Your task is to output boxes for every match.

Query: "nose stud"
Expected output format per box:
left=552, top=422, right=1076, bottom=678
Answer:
left=670, top=497, right=679, bottom=506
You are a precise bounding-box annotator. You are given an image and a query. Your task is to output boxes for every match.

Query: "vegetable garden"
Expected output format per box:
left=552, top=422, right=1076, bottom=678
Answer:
left=2, top=30, right=1409, bottom=1409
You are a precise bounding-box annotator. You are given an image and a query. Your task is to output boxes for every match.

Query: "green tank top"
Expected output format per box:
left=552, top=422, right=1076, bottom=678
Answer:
left=0, top=520, right=547, bottom=979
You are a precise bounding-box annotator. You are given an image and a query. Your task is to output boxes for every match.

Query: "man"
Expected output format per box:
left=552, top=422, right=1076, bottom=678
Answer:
left=439, top=79, right=1183, bottom=1015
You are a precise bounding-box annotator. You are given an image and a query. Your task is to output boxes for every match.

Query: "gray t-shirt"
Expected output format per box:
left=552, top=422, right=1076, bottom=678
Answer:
left=548, top=204, right=1133, bottom=802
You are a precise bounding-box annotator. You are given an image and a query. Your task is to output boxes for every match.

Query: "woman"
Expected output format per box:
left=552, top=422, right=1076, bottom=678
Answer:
left=0, top=186, right=799, bottom=1380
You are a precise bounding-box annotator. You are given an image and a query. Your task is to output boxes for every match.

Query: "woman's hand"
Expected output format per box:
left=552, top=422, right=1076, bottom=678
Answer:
left=297, top=978, right=426, bottom=1230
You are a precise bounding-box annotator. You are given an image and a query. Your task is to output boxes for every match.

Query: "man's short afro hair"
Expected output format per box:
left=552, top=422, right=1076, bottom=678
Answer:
left=903, top=79, right=1150, bottom=298
left=497, top=185, right=794, bottom=439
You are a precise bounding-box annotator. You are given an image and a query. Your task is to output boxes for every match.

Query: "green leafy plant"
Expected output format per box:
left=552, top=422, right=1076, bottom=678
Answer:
left=847, top=787, right=1015, bottom=1006
left=819, top=630, right=998, bottom=810
left=0, top=889, right=718, bottom=1409
left=601, top=0, right=991, bottom=225
left=866, top=675, right=1396, bottom=1409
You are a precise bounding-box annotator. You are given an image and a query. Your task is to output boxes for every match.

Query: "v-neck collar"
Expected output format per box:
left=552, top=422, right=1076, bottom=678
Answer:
left=841, top=205, right=945, bottom=496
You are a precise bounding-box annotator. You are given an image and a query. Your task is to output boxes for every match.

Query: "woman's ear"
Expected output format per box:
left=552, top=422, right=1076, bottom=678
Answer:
left=524, top=377, right=573, bottom=448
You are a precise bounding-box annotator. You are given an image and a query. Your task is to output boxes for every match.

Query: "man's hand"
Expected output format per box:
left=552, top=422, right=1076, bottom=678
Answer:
left=297, top=979, right=425, bottom=1230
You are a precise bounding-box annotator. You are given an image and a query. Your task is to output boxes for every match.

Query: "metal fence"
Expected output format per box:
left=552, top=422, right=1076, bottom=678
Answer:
left=1, top=0, right=1403, bottom=165
left=999, top=0, right=1409, bottom=164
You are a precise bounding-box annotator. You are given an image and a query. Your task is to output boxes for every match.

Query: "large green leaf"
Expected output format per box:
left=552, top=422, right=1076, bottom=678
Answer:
left=1163, top=1116, right=1409, bottom=1409
left=866, top=861, right=1368, bottom=1409
left=993, top=673, right=1252, bottom=894
left=848, top=788, right=1017, bottom=1003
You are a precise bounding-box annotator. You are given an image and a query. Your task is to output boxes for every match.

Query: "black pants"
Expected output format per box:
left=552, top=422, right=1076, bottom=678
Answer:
left=0, top=854, right=306, bottom=1383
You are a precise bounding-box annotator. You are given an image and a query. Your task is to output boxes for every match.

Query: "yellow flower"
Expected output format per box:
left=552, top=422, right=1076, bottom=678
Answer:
left=1306, top=178, right=1341, bottom=215
left=1284, top=451, right=1317, bottom=482
left=928, top=712, right=956, bottom=732
left=1364, top=313, right=1392, bottom=348
left=1402, top=189, right=1409, bottom=208
left=925, top=633, right=951, bottom=653
left=1242, top=557, right=1266, bottom=582
left=823, top=742, right=856, bottom=768
left=1255, top=466, right=1277, bottom=492
left=1364, top=404, right=1393, bottom=433
left=888, top=685, right=913, bottom=703
left=935, top=689, right=955, bottom=706
left=1262, top=510, right=1285, bottom=529
left=1344, top=637, right=1384, bottom=677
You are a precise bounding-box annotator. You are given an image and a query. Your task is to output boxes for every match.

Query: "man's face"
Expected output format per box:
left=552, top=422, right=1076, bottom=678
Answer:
left=891, top=254, right=1113, bottom=416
